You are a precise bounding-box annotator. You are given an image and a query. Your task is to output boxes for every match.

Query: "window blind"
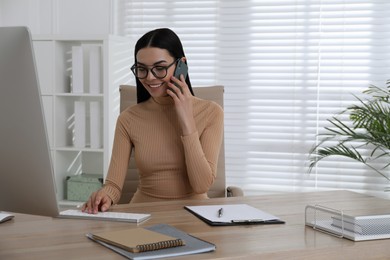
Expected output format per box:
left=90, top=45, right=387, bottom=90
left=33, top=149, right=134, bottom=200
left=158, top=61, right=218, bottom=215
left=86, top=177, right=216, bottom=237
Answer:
left=115, top=0, right=390, bottom=199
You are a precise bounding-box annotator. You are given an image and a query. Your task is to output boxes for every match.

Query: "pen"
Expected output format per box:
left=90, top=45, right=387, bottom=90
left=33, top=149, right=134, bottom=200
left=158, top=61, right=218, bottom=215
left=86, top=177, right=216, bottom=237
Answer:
left=231, top=219, right=264, bottom=223
left=218, top=208, right=223, bottom=218
left=231, top=219, right=285, bottom=224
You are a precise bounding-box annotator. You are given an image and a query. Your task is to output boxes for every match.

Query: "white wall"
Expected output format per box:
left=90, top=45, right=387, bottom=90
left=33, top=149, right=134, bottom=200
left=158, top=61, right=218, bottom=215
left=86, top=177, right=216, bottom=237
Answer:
left=0, top=0, right=112, bottom=35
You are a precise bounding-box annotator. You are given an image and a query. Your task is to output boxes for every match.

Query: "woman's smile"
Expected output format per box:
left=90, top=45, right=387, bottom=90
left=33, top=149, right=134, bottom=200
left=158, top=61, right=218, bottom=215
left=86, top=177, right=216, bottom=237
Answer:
left=147, top=82, right=165, bottom=88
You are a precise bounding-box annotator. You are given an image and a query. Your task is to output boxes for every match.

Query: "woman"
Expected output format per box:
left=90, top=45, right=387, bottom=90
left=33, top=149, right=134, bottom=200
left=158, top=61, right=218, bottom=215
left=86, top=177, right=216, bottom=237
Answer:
left=82, top=28, right=223, bottom=213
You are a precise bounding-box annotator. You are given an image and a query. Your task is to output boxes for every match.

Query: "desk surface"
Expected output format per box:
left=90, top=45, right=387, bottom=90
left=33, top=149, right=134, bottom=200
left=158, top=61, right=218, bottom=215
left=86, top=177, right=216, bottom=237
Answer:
left=1, top=190, right=390, bottom=259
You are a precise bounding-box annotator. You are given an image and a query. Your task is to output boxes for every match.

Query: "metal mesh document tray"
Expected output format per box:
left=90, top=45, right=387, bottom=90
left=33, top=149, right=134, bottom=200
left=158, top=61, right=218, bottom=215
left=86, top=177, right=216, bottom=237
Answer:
left=305, top=204, right=390, bottom=241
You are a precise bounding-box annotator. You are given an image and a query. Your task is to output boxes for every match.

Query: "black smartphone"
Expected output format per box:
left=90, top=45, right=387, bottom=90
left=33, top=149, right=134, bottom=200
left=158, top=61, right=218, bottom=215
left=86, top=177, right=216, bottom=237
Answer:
left=174, top=59, right=188, bottom=79
left=172, top=59, right=188, bottom=93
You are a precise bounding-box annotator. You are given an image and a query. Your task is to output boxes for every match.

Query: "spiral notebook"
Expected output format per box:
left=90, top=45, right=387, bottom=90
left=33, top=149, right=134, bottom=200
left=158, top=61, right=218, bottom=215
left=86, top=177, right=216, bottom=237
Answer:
left=87, top=224, right=216, bottom=259
left=90, top=227, right=184, bottom=253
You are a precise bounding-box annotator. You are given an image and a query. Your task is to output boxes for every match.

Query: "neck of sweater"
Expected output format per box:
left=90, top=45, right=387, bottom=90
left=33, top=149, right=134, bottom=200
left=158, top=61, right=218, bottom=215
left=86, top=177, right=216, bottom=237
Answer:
left=152, top=95, right=175, bottom=106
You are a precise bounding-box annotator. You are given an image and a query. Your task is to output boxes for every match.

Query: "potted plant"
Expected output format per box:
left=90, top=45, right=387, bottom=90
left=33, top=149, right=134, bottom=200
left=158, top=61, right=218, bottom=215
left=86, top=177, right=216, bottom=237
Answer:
left=308, top=81, right=390, bottom=190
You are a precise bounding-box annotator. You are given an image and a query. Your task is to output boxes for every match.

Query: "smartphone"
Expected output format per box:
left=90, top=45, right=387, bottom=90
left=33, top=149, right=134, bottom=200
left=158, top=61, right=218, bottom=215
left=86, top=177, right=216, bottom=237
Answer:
left=172, top=59, right=188, bottom=93
left=174, top=59, right=188, bottom=79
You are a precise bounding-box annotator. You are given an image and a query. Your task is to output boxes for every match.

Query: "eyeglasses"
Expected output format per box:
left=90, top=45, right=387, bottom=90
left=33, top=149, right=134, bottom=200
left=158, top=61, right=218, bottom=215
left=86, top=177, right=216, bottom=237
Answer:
left=131, top=58, right=179, bottom=79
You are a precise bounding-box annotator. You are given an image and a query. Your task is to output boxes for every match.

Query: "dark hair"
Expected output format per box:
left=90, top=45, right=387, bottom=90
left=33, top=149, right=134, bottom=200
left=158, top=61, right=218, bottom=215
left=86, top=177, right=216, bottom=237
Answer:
left=134, top=28, right=194, bottom=103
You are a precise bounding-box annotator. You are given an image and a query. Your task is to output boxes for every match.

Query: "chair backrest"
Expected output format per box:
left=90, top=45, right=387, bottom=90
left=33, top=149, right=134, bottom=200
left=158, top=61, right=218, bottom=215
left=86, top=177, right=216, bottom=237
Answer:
left=118, top=85, right=226, bottom=203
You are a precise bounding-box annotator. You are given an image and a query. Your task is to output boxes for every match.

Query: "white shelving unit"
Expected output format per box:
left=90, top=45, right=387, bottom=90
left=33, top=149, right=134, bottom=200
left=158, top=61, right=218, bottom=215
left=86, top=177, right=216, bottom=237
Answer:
left=32, top=34, right=133, bottom=204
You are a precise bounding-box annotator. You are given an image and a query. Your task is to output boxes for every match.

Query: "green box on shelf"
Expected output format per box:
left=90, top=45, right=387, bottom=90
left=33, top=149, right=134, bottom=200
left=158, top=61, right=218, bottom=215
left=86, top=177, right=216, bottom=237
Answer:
left=66, top=174, right=103, bottom=202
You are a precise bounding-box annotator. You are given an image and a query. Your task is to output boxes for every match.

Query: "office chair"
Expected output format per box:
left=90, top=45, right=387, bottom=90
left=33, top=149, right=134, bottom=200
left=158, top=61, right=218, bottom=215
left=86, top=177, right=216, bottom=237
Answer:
left=117, top=85, right=243, bottom=204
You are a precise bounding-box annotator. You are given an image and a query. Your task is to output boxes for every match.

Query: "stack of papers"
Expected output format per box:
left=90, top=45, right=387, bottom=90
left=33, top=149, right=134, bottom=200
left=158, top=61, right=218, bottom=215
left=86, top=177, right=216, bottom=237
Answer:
left=305, top=204, right=390, bottom=241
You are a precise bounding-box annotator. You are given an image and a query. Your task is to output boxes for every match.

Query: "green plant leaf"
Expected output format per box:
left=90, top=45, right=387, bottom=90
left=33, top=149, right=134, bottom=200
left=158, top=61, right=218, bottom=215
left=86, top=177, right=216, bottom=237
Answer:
left=309, top=82, right=390, bottom=185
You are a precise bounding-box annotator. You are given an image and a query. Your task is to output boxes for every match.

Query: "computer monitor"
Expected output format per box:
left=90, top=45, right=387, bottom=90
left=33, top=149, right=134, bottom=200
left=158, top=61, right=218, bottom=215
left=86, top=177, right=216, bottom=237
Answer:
left=0, top=27, right=59, bottom=216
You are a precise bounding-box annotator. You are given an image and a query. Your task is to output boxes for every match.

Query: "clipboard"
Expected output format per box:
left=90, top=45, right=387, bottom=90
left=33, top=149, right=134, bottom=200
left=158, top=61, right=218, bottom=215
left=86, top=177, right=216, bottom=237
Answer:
left=185, top=204, right=285, bottom=226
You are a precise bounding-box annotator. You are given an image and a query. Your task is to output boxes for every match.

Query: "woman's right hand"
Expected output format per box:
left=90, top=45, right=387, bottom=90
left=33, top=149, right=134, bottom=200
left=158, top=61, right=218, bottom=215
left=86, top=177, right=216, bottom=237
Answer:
left=81, top=189, right=112, bottom=214
left=168, top=74, right=196, bottom=136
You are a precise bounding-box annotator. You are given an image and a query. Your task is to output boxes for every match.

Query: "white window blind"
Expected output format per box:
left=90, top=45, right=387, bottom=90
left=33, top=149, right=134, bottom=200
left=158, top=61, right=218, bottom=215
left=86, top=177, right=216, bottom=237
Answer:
left=115, top=0, right=390, bottom=199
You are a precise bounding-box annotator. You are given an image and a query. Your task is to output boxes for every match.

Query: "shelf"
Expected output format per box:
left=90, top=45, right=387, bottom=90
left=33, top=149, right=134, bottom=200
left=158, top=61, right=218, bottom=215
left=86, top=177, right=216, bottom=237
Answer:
left=32, top=34, right=126, bottom=42
left=55, top=147, right=104, bottom=152
left=33, top=35, right=133, bottom=202
left=55, top=93, right=104, bottom=97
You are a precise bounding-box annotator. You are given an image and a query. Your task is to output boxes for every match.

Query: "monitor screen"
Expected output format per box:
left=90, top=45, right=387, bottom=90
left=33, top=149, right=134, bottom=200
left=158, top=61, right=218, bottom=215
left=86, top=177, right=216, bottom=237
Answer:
left=0, top=27, right=59, bottom=216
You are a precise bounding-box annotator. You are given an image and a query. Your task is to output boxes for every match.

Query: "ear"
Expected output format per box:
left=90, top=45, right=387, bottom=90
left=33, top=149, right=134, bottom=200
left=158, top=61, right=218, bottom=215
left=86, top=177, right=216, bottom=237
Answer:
left=181, top=57, right=187, bottom=63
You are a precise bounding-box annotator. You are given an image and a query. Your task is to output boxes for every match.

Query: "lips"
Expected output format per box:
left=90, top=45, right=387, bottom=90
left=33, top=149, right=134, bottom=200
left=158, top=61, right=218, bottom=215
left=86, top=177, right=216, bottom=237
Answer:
left=148, top=82, right=164, bottom=88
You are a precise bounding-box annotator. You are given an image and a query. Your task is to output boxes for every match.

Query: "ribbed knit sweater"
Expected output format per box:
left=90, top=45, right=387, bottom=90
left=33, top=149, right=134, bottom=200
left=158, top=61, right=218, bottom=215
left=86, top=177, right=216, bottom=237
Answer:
left=102, top=95, right=224, bottom=203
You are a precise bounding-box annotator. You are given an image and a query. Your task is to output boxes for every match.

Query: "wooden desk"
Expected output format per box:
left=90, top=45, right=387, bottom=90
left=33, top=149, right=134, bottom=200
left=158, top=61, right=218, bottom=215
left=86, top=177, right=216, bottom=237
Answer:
left=1, top=190, right=390, bottom=259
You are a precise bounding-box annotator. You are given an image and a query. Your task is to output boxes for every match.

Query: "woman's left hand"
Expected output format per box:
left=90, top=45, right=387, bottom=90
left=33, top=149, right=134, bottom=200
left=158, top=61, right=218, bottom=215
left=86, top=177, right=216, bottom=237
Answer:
left=167, top=75, right=196, bottom=136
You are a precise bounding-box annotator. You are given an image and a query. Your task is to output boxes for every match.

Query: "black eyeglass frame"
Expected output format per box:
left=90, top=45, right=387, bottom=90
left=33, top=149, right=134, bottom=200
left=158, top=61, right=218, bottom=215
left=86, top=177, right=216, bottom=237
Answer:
left=130, top=58, right=180, bottom=79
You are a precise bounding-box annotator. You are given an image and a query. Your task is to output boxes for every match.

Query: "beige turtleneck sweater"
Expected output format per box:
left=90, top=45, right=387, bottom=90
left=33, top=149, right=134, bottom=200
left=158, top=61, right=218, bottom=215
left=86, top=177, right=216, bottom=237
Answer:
left=102, top=95, right=224, bottom=203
